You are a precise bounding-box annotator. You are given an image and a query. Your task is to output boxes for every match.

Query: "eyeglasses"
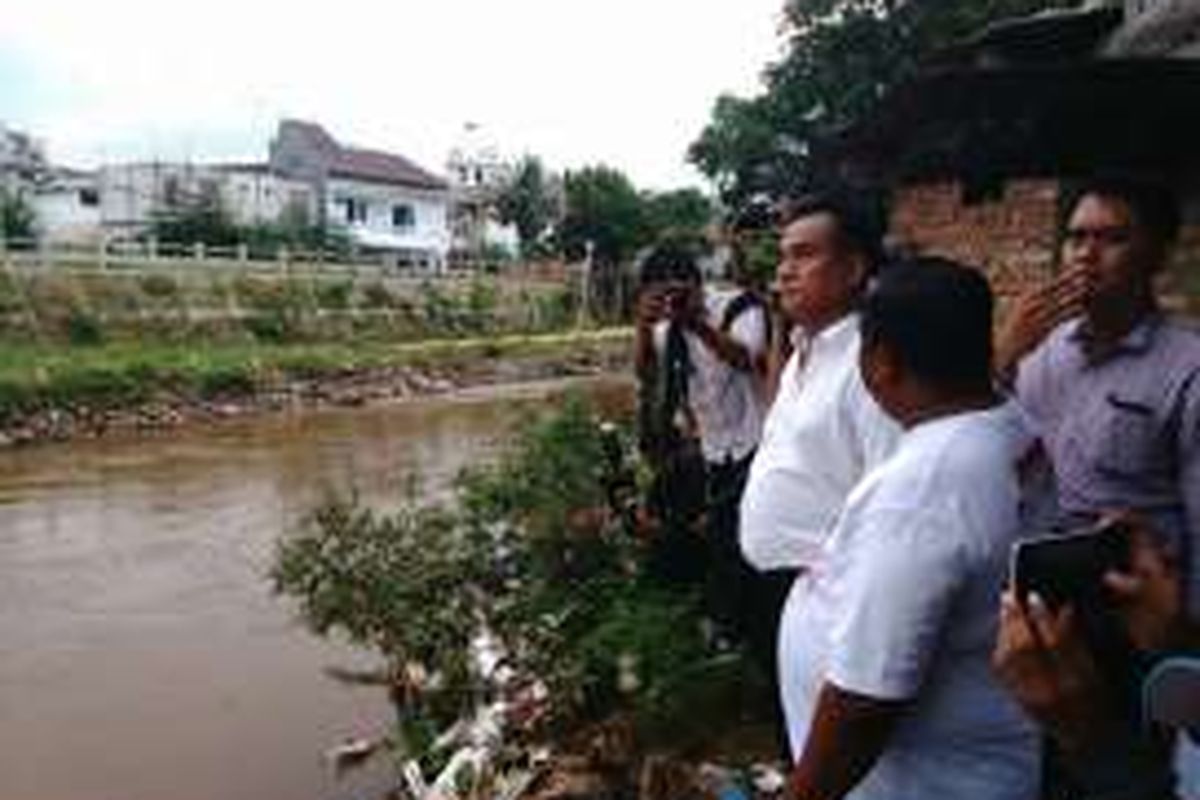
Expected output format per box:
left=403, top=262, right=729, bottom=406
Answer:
left=1063, top=226, right=1132, bottom=248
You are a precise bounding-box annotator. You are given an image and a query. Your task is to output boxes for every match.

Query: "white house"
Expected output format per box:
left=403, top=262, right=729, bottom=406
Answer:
left=31, top=168, right=102, bottom=244
left=446, top=125, right=520, bottom=259
left=269, top=120, right=451, bottom=269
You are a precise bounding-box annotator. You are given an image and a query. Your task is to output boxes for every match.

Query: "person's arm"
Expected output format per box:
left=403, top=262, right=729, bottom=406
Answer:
left=1103, top=514, right=1199, bottom=651
left=992, top=591, right=1177, bottom=800
left=635, top=287, right=664, bottom=379
left=685, top=289, right=762, bottom=373
left=789, top=685, right=906, bottom=800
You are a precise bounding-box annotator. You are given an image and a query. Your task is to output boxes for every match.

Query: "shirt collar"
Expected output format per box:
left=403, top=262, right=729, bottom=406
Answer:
left=809, top=313, right=859, bottom=352
left=1068, top=312, right=1161, bottom=361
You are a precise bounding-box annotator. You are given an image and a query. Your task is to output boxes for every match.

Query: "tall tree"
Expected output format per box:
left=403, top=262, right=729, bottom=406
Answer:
left=556, top=166, right=648, bottom=266
left=496, top=156, right=559, bottom=258
left=689, top=0, right=1079, bottom=205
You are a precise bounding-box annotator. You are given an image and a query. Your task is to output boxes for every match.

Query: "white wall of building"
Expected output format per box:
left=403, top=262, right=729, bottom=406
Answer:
left=326, top=177, right=450, bottom=259
left=218, top=169, right=316, bottom=227
left=32, top=178, right=102, bottom=244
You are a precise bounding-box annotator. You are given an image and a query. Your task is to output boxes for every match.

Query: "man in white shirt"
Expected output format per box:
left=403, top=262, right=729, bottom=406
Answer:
left=634, top=240, right=768, bottom=630
left=784, top=258, right=1040, bottom=800
left=737, top=195, right=900, bottom=729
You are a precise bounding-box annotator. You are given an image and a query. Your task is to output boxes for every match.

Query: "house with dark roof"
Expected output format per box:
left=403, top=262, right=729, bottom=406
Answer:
left=270, top=120, right=451, bottom=269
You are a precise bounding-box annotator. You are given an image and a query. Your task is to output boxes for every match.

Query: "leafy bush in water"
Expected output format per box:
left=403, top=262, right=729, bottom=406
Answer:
left=272, top=395, right=715, bottom=752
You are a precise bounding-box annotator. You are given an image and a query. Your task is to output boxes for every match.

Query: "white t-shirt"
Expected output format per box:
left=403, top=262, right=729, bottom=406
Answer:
left=652, top=288, right=767, bottom=464
left=739, top=314, right=900, bottom=570
left=779, top=401, right=1040, bottom=800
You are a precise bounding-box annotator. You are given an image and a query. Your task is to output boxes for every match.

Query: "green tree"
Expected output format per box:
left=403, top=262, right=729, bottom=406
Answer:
left=496, top=155, right=559, bottom=258
left=556, top=165, right=649, bottom=266
left=689, top=0, right=1079, bottom=205
left=0, top=190, right=35, bottom=241
left=641, top=188, right=713, bottom=242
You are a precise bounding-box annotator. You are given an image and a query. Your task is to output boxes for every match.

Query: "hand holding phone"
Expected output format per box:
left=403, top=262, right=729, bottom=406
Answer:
left=1012, top=520, right=1131, bottom=610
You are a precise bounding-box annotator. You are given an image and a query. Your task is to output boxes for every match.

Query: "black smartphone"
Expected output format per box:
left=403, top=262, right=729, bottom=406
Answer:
left=1011, top=520, right=1132, bottom=610
left=1011, top=520, right=1142, bottom=712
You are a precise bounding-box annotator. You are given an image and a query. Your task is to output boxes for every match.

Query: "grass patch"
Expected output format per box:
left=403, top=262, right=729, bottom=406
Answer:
left=0, top=329, right=633, bottom=425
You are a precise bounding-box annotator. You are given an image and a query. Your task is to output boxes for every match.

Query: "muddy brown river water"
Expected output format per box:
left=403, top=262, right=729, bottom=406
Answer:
left=0, top=376, right=630, bottom=800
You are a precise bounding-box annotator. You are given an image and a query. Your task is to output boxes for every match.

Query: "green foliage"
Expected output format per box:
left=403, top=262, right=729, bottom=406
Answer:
left=0, top=190, right=35, bottom=240
left=556, top=166, right=650, bottom=267
left=64, top=309, right=104, bottom=346
left=689, top=0, right=1078, bottom=204
left=149, top=198, right=240, bottom=247
left=641, top=188, right=714, bottom=243
left=315, top=280, right=352, bottom=310
left=272, top=396, right=715, bottom=748
left=496, top=156, right=560, bottom=258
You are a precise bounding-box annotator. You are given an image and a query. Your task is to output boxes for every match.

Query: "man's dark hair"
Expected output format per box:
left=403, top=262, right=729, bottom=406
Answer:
left=860, top=256, right=994, bottom=388
left=638, top=238, right=702, bottom=287
left=1065, top=174, right=1182, bottom=245
left=777, top=190, right=884, bottom=275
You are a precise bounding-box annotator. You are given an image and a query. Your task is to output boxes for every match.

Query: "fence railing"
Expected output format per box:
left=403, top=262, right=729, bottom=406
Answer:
left=0, top=237, right=636, bottom=342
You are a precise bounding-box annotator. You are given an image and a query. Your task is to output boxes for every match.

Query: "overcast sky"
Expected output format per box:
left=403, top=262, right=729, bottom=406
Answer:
left=1, top=0, right=785, bottom=191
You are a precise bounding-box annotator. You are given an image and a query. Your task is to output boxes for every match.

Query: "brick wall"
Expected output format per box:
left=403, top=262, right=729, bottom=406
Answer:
left=889, top=179, right=1061, bottom=302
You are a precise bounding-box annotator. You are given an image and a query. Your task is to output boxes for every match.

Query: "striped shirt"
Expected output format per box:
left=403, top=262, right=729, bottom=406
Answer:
left=1015, top=314, right=1200, bottom=608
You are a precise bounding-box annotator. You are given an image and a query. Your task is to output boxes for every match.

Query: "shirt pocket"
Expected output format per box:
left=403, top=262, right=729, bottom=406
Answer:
left=1093, top=392, right=1163, bottom=479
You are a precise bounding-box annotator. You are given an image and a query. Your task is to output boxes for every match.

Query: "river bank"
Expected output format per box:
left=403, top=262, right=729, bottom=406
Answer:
left=0, top=328, right=632, bottom=448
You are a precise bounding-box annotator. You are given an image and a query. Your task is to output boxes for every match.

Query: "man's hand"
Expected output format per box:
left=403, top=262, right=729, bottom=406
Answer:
left=1103, top=514, right=1187, bottom=652
left=995, top=265, right=1089, bottom=378
left=636, top=287, right=667, bottom=331
left=992, top=591, right=1113, bottom=753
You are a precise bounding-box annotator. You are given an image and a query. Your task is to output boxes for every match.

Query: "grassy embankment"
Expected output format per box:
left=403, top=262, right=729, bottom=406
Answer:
left=0, top=328, right=633, bottom=426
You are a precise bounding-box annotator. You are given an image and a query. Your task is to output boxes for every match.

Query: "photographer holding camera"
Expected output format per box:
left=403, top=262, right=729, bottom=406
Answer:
left=634, top=239, right=768, bottom=640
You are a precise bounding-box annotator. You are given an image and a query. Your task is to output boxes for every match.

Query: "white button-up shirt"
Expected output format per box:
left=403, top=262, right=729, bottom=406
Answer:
left=739, top=314, right=900, bottom=570
left=652, top=288, right=768, bottom=464
left=780, top=402, right=1041, bottom=800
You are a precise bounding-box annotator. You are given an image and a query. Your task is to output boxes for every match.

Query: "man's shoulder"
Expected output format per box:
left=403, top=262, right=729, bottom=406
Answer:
left=1156, top=315, right=1200, bottom=357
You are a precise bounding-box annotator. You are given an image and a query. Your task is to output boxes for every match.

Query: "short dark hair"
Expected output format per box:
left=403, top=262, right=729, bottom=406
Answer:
left=1065, top=174, right=1181, bottom=245
left=860, top=256, right=994, bottom=388
left=777, top=190, right=884, bottom=274
left=639, top=238, right=702, bottom=286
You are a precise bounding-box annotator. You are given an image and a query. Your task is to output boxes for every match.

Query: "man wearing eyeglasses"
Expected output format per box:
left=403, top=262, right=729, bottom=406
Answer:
left=995, top=175, right=1200, bottom=798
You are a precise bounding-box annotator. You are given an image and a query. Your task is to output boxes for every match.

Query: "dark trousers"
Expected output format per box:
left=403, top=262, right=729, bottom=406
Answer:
left=704, top=452, right=756, bottom=636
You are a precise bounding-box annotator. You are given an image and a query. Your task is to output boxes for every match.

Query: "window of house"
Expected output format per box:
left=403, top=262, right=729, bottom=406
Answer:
left=343, top=197, right=368, bottom=223
left=78, top=188, right=99, bottom=207
left=392, top=204, right=415, bottom=229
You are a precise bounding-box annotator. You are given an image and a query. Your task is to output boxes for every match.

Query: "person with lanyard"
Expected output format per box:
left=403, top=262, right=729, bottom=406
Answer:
left=633, top=238, right=768, bottom=642
left=995, top=175, right=1200, bottom=798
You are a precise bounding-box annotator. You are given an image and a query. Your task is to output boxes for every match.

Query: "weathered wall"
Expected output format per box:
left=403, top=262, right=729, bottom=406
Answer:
left=889, top=179, right=1060, bottom=301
